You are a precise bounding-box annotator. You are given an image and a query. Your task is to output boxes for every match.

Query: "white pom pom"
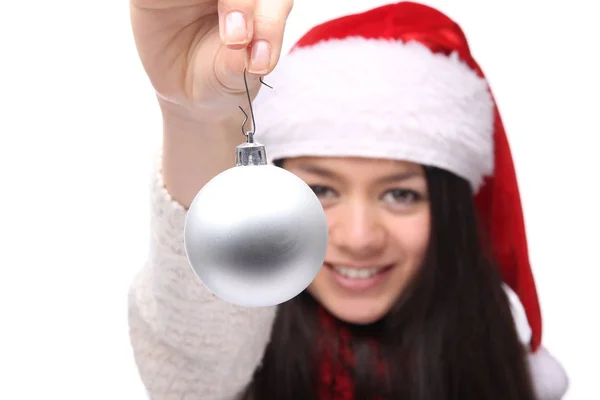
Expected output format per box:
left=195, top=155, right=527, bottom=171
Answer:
left=527, top=346, right=569, bottom=400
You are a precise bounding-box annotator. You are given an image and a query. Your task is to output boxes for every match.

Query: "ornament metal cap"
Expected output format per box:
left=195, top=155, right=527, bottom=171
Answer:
left=236, top=137, right=267, bottom=167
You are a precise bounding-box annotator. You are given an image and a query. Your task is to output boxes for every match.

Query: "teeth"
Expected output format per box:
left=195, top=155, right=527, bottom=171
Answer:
left=332, top=265, right=384, bottom=279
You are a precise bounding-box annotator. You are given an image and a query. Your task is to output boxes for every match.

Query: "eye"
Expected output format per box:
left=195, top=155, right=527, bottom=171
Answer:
left=309, top=185, right=336, bottom=199
left=382, top=189, right=422, bottom=204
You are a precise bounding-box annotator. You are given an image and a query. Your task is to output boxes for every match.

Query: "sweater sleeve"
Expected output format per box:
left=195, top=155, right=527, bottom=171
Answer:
left=128, top=151, right=277, bottom=400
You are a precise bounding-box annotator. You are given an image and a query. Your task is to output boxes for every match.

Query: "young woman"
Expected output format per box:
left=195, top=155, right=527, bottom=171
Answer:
left=127, top=1, right=568, bottom=399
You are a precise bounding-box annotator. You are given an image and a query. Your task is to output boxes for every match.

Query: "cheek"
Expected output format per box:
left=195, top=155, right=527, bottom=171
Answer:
left=390, top=210, right=431, bottom=261
left=382, top=209, right=431, bottom=301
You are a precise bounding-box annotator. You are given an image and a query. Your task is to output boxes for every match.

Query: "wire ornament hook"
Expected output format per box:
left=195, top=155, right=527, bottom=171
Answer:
left=239, top=68, right=272, bottom=143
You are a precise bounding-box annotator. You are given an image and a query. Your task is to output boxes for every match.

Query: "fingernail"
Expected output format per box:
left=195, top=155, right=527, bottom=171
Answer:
left=249, top=40, right=271, bottom=74
left=224, top=11, right=247, bottom=45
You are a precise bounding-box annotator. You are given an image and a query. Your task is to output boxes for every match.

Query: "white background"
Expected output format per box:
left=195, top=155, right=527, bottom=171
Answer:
left=0, top=0, right=598, bottom=399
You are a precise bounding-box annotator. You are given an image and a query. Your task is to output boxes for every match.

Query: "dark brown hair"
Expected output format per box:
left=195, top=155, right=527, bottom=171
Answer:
left=243, top=163, right=536, bottom=400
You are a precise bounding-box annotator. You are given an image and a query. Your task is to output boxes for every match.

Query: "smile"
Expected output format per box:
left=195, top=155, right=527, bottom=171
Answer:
left=325, top=262, right=394, bottom=292
left=330, top=265, right=387, bottom=279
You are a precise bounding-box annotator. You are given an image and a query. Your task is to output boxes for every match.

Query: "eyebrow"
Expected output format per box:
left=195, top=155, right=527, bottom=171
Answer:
left=376, top=171, right=423, bottom=184
left=293, top=164, right=423, bottom=183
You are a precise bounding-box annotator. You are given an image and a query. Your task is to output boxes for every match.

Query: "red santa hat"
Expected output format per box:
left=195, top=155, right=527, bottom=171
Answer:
left=252, top=2, right=568, bottom=398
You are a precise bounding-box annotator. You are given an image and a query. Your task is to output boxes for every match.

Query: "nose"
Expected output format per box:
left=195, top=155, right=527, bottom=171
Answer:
left=329, top=200, right=387, bottom=257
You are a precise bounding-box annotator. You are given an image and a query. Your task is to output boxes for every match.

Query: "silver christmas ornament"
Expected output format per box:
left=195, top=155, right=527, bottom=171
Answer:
left=183, top=72, right=328, bottom=307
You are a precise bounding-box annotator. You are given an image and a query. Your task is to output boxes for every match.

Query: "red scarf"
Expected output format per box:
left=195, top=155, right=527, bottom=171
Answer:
left=316, top=306, right=387, bottom=400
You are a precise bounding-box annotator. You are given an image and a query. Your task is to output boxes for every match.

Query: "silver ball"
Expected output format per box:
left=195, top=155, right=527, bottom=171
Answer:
left=184, top=164, right=328, bottom=307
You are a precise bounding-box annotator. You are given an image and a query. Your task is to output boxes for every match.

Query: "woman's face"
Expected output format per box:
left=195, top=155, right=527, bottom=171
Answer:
left=284, top=156, right=431, bottom=325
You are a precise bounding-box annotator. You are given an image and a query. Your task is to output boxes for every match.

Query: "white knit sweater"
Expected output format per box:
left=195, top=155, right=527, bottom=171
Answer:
left=127, top=156, right=569, bottom=400
left=128, top=157, right=276, bottom=400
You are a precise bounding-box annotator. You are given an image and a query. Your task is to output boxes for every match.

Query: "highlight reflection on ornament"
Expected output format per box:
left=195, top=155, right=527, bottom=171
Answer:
left=183, top=71, right=329, bottom=307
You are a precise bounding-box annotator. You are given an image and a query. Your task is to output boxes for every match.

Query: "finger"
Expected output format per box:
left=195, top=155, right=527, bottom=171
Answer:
left=247, top=0, right=294, bottom=75
left=218, top=0, right=256, bottom=49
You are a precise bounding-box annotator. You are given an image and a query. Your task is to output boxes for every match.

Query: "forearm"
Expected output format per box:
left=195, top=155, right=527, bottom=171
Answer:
left=160, top=99, right=244, bottom=209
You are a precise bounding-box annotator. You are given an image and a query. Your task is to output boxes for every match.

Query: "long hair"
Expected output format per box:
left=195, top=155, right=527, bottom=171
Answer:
left=243, top=164, right=536, bottom=400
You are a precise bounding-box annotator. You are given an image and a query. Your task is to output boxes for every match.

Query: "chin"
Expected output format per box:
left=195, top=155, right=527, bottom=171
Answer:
left=335, top=309, right=386, bottom=325
left=307, top=266, right=404, bottom=326
left=311, top=292, right=394, bottom=326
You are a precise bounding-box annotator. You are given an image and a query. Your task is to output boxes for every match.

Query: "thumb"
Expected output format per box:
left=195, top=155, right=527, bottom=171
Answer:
left=214, top=45, right=261, bottom=96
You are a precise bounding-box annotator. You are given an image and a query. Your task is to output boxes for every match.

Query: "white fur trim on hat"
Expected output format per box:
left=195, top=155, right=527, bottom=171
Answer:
left=504, top=283, right=533, bottom=345
left=253, top=37, right=495, bottom=191
left=503, top=285, right=569, bottom=399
